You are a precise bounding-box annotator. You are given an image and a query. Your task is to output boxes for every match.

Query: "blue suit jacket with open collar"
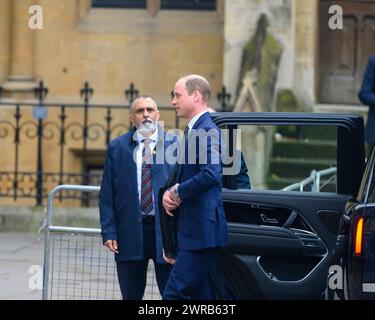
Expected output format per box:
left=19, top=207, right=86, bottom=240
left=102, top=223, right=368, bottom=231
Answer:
left=99, top=126, right=174, bottom=263
left=176, top=112, right=228, bottom=251
left=359, top=55, right=375, bottom=145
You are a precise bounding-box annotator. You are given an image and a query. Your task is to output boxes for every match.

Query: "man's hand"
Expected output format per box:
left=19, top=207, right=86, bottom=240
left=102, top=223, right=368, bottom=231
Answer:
left=163, top=250, right=176, bottom=265
left=104, top=239, right=119, bottom=254
left=162, top=187, right=181, bottom=216
left=169, top=183, right=181, bottom=202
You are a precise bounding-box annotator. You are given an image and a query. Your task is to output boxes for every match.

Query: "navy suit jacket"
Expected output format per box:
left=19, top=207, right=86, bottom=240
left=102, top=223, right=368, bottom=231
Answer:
left=359, top=55, right=375, bottom=145
left=176, top=112, right=228, bottom=250
left=236, top=152, right=251, bottom=189
left=99, top=127, right=174, bottom=263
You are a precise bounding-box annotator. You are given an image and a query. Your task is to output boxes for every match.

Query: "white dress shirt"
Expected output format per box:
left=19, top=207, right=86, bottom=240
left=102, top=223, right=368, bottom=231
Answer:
left=187, top=110, right=208, bottom=134
left=135, top=128, right=158, bottom=216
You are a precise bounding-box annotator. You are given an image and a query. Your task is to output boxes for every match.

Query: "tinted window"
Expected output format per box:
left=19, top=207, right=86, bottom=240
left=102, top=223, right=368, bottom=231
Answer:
left=92, top=0, right=146, bottom=8
left=161, top=0, right=216, bottom=10
left=222, top=124, right=338, bottom=193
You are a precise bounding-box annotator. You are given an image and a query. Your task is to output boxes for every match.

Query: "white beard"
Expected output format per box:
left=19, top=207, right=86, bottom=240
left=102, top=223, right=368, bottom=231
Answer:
left=138, top=120, right=156, bottom=137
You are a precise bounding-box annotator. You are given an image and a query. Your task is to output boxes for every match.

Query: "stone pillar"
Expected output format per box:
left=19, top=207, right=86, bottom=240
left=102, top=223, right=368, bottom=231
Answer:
left=78, top=0, right=91, bottom=20
left=293, top=0, right=319, bottom=107
left=2, top=0, right=38, bottom=100
left=147, top=0, right=160, bottom=17
left=223, top=0, right=256, bottom=104
left=0, top=0, right=11, bottom=85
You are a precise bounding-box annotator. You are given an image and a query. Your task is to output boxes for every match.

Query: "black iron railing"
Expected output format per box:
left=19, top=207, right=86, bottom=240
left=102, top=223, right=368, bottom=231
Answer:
left=0, top=82, right=230, bottom=206
left=0, top=101, right=181, bottom=205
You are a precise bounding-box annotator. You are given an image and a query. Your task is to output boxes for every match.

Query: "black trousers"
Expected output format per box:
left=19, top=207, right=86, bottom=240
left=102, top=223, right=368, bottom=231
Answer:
left=116, top=217, right=171, bottom=300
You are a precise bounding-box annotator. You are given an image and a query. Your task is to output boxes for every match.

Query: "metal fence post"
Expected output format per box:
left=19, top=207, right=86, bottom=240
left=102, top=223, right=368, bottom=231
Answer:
left=34, top=81, right=48, bottom=205
left=124, top=83, right=139, bottom=105
left=217, top=86, right=231, bottom=112
left=80, top=82, right=94, bottom=206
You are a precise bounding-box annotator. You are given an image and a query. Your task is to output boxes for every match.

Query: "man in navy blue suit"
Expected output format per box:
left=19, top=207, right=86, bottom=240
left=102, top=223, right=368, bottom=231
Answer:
left=359, top=55, right=375, bottom=146
left=207, top=106, right=251, bottom=190
left=99, top=96, right=172, bottom=299
left=162, top=75, right=228, bottom=300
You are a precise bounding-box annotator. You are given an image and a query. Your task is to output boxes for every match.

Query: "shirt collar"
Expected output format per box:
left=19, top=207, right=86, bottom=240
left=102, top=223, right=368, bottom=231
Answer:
left=136, top=126, right=158, bottom=144
left=187, top=111, right=208, bottom=132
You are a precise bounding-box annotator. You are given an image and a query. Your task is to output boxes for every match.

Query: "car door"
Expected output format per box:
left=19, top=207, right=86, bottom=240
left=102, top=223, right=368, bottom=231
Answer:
left=211, top=112, right=365, bottom=300
left=339, top=142, right=375, bottom=300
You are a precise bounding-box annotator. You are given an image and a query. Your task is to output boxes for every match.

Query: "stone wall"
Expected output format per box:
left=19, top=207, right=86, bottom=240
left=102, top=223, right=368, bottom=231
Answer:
left=224, top=0, right=294, bottom=105
left=0, top=0, right=225, bottom=205
left=0, top=0, right=224, bottom=106
left=224, top=0, right=319, bottom=108
left=294, top=0, right=319, bottom=107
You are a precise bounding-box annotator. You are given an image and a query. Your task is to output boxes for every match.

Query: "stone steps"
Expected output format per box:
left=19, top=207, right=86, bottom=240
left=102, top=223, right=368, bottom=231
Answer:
left=268, top=125, right=337, bottom=191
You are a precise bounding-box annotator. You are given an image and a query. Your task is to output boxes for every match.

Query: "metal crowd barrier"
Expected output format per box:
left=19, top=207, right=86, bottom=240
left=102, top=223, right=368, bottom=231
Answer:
left=42, top=184, right=161, bottom=300
left=282, top=167, right=337, bottom=192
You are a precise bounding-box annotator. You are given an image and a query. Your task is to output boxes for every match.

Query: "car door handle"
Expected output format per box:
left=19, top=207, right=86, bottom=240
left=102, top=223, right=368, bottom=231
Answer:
left=283, top=210, right=298, bottom=228
left=260, top=214, right=278, bottom=224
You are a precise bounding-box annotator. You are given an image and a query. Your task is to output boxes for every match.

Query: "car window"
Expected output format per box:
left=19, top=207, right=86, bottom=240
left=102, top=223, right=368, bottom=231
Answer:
left=222, top=124, right=338, bottom=193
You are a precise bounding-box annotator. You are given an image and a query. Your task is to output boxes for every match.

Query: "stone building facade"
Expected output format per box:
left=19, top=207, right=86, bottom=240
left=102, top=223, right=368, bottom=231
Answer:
left=0, top=0, right=373, bottom=205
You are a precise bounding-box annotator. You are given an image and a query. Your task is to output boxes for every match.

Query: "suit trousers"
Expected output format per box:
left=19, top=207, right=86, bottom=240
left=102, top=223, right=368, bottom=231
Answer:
left=116, top=217, right=171, bottom=300
left=162, top=247, right=219, bottom=300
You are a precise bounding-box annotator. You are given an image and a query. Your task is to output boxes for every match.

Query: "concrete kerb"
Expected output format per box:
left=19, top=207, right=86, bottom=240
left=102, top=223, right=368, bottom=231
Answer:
left=0, top=205, right=100, bottom=232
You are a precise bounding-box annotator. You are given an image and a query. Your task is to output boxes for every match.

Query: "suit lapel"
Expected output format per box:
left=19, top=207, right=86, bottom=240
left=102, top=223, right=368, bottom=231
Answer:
left=125, top=127, right=139, bottom=205
left=187, top=111, right=210, bottom=149
left=151, top=128, right=164, bottom=179
left=191, top=111, right=209, bottom=131
left=177, top=112, right=211, bottom=181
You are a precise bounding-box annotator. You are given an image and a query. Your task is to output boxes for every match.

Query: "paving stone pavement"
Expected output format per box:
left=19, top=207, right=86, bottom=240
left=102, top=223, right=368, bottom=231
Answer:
left=0, top=232, right=44, bottom=300
left=0, top=232, right=161, bottom=300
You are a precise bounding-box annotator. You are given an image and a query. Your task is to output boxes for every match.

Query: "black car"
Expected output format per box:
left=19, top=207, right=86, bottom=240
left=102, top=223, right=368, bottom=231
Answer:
left=163, top=112, right=375, bottom=300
